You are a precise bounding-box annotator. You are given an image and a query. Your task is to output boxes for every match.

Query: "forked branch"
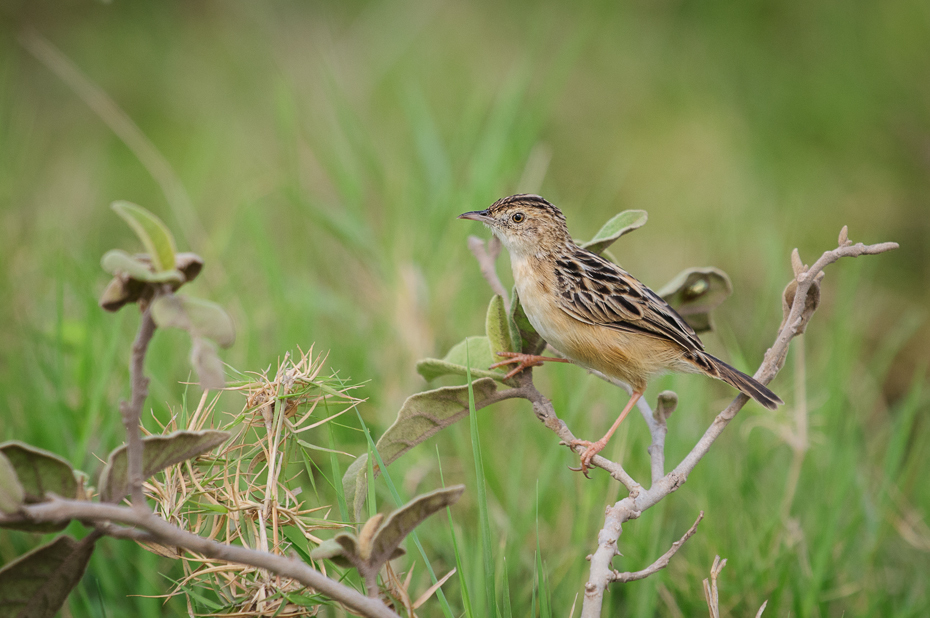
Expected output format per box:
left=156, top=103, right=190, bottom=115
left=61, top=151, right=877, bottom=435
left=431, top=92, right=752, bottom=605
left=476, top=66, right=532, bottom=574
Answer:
left=610, top=511, right=703, bottom=583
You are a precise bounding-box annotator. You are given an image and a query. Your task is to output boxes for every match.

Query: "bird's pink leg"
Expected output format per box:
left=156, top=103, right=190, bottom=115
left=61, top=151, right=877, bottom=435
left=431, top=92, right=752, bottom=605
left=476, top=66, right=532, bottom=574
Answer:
left=569, top=391, right=643, bottom=478
left=490, top=351, right=571, bottom=380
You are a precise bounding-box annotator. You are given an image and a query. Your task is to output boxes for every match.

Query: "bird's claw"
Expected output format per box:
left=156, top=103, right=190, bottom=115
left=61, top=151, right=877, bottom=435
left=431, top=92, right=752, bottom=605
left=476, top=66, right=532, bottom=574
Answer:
left=568, top=439, right=606, bottom=479
left=489, top=352, right=570, bottom=380
left=489, top=352, right=545, bottom=380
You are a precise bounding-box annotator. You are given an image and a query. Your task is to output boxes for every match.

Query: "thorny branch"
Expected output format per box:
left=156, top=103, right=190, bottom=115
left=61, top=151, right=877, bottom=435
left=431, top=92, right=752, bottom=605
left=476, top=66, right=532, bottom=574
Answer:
left=465, top=228, right=897, bottom=618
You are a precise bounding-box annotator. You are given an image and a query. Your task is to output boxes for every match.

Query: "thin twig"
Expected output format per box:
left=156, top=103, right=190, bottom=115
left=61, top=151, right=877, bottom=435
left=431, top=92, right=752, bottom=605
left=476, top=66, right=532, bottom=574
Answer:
left=121, top=304, right=157, bottom=510
left=514, top=376, right=643, bottom=493
left=467, top=236, right=509, bottom=307
left=2, top=499, right=401, bottom=618
left=610, top=511, right=703, bottom=583
left=703, top=555, right=727, bottom=618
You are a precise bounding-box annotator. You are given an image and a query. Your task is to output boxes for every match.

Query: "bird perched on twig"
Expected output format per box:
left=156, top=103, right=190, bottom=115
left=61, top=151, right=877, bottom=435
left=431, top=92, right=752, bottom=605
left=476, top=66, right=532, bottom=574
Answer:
left=458, top=194, right=782, bottom=477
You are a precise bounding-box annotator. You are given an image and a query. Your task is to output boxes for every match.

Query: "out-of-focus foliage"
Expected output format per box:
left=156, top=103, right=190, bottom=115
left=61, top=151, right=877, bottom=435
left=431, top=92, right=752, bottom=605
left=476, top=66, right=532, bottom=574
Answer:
left=0, top=1, right=927, bottom=616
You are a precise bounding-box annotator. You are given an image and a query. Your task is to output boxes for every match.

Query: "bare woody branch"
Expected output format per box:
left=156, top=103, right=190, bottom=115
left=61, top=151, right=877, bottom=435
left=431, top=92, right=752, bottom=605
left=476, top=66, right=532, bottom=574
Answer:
left=609, top=511, right=703, bottom=583
left=0, top=498, right=401, bottom=618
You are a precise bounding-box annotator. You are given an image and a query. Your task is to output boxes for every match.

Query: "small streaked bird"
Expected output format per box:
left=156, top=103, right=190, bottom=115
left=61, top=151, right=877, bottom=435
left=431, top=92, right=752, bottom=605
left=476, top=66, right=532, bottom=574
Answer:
left=459, top=194, right=782, bottom=476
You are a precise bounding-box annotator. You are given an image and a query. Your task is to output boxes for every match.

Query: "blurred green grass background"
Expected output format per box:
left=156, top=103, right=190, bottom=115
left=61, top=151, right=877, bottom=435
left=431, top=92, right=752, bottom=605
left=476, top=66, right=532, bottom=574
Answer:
left=1, top=0, right=928, bottom=616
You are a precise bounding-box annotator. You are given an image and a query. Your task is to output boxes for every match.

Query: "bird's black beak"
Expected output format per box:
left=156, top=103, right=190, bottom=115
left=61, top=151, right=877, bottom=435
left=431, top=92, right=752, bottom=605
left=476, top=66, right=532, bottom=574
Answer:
left=457, top=209, right=494, bottom=224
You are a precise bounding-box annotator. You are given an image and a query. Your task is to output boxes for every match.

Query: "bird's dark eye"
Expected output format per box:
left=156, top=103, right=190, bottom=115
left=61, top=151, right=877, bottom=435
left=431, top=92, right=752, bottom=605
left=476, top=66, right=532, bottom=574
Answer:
left=512, top=212, right=525, bottom=223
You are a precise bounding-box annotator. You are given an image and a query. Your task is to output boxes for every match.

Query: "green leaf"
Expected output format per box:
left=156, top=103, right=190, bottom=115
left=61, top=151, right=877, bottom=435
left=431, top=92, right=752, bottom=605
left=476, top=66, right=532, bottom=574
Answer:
left=310, top=537, right=357, bottom=569
left=152, top=295, right=235, bottom=348
left=0, top=535, right=97, bottom=618
left=416, top=336, right=508, bottom=383
left=0, top=442, right=78, bottom=532
left=510, top=288, right=547, bottom=355
left=151, top=295, right=234, bottom=389
left=485, top=295, right=518, bottom=356
left=0, top=443, right=77, bottom=504
left=343, top=378, right=498, bottom=520
left=343, top=455, right=370, bottom=525
left=0, top=443, right=78, bottom=529
left=581, top=210, right=648, bottom=255
left=369, top=485, right=465, bottom=569
left=100, top=250, right=183, bottom=284
left=656, top=267, right=733, bottom=333
left=99, top=430, right=229, bottom=502
left=190, top=337, right=226, bottom=390
left=111, top=201, right=177, bottom=273
left=0, top=452, right=25, bottom=515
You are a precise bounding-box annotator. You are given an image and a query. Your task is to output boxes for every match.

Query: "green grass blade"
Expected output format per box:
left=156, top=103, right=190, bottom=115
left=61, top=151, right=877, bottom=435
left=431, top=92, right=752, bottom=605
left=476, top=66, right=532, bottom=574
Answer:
left=356, top=410, right=456, bottom=618
left=438, top=445, right=475, bottom=618
left=466, top=346, right=497, bottom=616
left=328, top=417, right=349, bottom=523
left=500, top=557, right=512, bottom=618
left=536, top=481, right=551, bottom=618
left=365, top=430, right=377, bottom=520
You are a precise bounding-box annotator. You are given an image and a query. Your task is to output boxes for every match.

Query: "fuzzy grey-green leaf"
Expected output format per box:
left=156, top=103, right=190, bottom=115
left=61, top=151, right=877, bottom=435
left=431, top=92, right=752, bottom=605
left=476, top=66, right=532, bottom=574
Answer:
left=190, top=337, right=226, bottom=390
left=485, top=295, right=518, bottom=356
left=111, top=201, right=178, bottom=273
left=100, top=250, right=184, bottom=284
left=416, top=336, right=508, bottom=383
left=0, top=442, right=77, bottom=504
left=369, top=485, right=465, bottom=568
left=0, top=535, right=96, bottom=618
left=99, top=430, right=229, bottom=503
left=309, top=537, right=356, bottom=569
left=0, top=452, right=25, bottom=515
left=0, top=443, right=78, bottom=532
left=581, top=210, right=648, bottom=255
left=656, top=267, right=732, bottom=333
left=152, top=295, right=235, bottom=348
left=510, top=287, right=547, bottom=355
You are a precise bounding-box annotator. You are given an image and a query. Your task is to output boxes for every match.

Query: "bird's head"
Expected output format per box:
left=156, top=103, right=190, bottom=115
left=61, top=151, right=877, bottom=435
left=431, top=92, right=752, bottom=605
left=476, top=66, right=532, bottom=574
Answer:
left=458, top=194, right=573, bottom=258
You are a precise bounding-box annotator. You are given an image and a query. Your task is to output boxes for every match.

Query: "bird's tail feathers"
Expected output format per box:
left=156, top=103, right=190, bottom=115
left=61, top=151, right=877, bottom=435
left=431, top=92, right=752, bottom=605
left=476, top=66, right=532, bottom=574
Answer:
left=697, top=353, right=783, bottom=410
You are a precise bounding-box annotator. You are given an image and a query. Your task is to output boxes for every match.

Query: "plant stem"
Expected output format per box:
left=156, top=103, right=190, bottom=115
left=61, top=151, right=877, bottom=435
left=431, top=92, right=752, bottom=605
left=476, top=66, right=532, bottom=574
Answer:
left=120, top=304, right=157, bottom=510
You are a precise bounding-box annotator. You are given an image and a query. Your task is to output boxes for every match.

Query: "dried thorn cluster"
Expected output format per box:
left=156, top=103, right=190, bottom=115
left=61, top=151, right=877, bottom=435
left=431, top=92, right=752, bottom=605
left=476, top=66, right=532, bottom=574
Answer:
left=143, top=348, right=365, bottom=617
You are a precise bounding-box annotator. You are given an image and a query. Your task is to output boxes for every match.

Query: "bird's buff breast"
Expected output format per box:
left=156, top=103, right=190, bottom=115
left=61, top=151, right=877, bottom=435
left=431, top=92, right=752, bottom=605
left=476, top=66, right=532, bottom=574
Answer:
left=512, top=256, right=678, bottom=390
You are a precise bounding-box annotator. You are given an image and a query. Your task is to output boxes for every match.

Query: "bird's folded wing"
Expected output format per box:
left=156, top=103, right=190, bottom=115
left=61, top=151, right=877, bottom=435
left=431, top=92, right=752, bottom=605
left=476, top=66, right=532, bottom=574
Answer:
left=553, top=250, right=705, bottom=353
